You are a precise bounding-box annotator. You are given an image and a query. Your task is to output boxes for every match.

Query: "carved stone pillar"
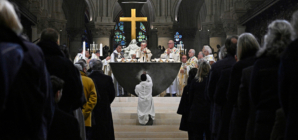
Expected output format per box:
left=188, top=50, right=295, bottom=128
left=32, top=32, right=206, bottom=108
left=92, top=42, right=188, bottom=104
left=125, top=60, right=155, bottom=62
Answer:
left=153, top=23, right=173, bottom=49
left=67, top=28, right=84, bottom=59
left=87, top=22, right=115, bottom=51
left=180, top=28, right=198, bottom=56
left=202, top=22, right=226, bottom=54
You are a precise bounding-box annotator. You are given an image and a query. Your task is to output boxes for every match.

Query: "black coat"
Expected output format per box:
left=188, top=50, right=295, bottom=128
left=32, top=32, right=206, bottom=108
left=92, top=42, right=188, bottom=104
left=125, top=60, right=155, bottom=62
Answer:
left=188, top=77, right=210, bottom=123
left=48, top=106, right=81, bottom=140
left=207, top=54, right=236, bottom=101
left=227, top=57, right=256, bottom=140
left=178, top=85, right=190, bottom=131
left=250, top=57, right=281, bottom=139
left=215, top=68, right=232, bottom=140
left=0, top=28, right=54, bottom=140
left=238, top=66, right=256, bottom=140
left=89, top=71, right=115, bottom=140
left=37, top=41, right=85, bottom=114
left=279, top=38, right=298, bottom=140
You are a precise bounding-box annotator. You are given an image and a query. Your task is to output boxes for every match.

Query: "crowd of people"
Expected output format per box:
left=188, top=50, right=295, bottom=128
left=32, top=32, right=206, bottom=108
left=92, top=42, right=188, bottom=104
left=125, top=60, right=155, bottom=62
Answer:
left=0, top=1, right=115, bottom=140
left=177, top=11, right=298, bottom=140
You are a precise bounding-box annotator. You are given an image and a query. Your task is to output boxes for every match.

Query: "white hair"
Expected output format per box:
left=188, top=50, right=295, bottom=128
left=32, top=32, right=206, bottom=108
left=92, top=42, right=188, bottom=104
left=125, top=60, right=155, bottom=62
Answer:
left=74, top=64, right=82, bottom=71
left=257, top=20, right=295, bottom=58
left=190, top=49, right=195, bottom=55
left=0, top=0, right=23, bottom=35
left=203, top=45, right=212, bottom=54
left=291, top=10, right=298, bottom=37
left=218, top=45, right=227, bottom=60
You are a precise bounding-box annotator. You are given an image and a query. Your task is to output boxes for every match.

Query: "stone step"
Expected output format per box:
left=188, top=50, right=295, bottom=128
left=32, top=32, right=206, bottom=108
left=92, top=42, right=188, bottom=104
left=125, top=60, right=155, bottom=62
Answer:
left=113, top=119, right=181, bottom=126
left=116, top=138, right=188, bottom=140
left=113, top=113, right=181, bottom=120
left=113, top=97, right=181, bottom=103
left=114, top=125, right=181, bottom=132
left=111, top=102, right=179, bottom=107
left=111, top=107, right=179, bottom=113
left=115, top=132, right=187, bottom=138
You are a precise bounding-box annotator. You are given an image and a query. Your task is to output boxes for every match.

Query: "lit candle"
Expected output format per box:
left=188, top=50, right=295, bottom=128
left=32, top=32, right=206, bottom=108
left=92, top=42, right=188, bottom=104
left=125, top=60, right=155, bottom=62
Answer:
left=170, top=53, right=173, bottom=59
left=83, top=41, right=86, bottom=59
left=100, top=43, right=103, bottom=56
left=185, top=49, right=187, bottom=55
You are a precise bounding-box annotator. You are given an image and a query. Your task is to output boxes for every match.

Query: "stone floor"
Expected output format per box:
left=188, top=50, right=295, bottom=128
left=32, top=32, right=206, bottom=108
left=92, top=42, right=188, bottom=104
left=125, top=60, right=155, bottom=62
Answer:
left=112, top=97, right=188, bottom=140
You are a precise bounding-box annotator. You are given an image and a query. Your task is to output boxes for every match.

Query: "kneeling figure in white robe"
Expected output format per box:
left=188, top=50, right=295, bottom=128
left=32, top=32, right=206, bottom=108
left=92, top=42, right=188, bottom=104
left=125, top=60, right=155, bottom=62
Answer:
left=135, top=73, right=155, bottom=125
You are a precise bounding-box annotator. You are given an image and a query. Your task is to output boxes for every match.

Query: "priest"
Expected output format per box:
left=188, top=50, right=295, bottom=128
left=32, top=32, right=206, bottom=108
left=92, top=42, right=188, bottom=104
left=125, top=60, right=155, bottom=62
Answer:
left=185, top=49, right=198, bottom=71
left=178, top=55, right=188, bottom=96
left=102, top=56, right=111, bottom=76
left=136, top=40, right=152, bottom=62
left=111, top=45, right=125, bottom=96
left=135, top=72, right=155, bottom=125
left=74, top=48, right=90, bottom=64
left=161, top=40, right=180, bottom=96
left=161, top=40, right=180, bottom=62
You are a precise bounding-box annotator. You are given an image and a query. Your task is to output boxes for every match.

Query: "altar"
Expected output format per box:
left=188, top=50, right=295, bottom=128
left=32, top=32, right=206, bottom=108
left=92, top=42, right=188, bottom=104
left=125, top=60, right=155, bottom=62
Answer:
left=109, top=62, right=181, bottom=96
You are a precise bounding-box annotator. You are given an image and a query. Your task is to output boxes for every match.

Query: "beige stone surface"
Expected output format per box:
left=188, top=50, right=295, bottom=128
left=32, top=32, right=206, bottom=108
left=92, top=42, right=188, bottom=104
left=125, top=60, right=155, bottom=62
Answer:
left=112, top=97, right=187, bottom=139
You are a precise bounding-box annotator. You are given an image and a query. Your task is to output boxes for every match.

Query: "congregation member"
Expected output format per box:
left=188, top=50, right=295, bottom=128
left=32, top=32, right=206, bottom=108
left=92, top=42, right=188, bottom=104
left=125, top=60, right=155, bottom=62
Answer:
left=177, top=68, right=198, bottom=135
left=37, top=28, right=86, bottom=114
left=226, top=33, right=260, bottom=140
left=75, top=61, right=98, bottom=140
left=48, top=76, right=81, bottom=140
left=136, top=40, right=152, bottom=62
left=188, top=61, right=211, bottom=140
left=207, top=36, right=237, bottom=140
left=88, top=59, right=116, bottom=140
left=0, top=1, right=54, bottom=139
left=278, top=10, right=298, bottom=140
left=135, top=72, right=155, bottom=125
left=162, top=40, right=180, bottom=97
left=250, top=20, right=294, bottom=140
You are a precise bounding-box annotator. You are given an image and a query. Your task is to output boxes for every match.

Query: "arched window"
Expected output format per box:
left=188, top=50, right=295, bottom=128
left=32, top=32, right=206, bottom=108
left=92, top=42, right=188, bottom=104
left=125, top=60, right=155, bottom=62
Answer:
left=137, top=22, right=147, bottom=43
left=114, top=21, right=126, bottom=46
left=174, top=32, right=183, bottom=48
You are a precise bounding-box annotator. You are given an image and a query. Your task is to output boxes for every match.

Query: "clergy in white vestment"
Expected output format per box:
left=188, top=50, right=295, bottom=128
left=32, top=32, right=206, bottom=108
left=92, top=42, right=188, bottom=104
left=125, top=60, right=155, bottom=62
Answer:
left=202, top=45, right=216, bottom=65
left=135, top=72, right=155, bottom=125
left=111, top=45, right=125, bottom=96
left=178, top=55, right=189, bottom=96
left=123, top=39, right=140, bottom=59
left=161, top=40, right=180, bottom=62
left=136, top=40, right=152, bottom=62
left=161, top=40, right=180, bottom=96
left=102, top=56, right=111, bottom=76
left=74, top=48, right=90, bottom=64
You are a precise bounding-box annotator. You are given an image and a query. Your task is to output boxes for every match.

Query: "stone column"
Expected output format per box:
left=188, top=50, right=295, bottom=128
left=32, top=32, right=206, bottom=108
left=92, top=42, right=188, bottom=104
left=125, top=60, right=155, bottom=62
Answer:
left=153, top=23, right=173, bottom=49
left=202, top=22, right=226, bottom=55
left=88, top=22, right=115, bottom=51
left=31, top=26, right=38, bottom=42
left=67, top=28, right=84, bottom=59
left=181, top=28, right=198, bottom=56
left=149, top=28, right=160, bottom=58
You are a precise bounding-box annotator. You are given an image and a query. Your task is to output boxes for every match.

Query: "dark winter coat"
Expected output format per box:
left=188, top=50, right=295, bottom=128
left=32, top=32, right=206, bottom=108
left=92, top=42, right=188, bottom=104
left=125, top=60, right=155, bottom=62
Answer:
left=37, top=41, right=86, bottom=114
left=177, top=85, right=190, bottom=131
left=238, top=66, right=256, bottom=140
left=279, top=38, right=298, bottom=140
left=227, top=57, right=256, bottom=140
left=89, top=70, right=115, bottom=140
left=250, top=56, right=281, bottom=140
left=0, top=27, right=54, bottom=140
left=188, top=77, right=210, bottom=123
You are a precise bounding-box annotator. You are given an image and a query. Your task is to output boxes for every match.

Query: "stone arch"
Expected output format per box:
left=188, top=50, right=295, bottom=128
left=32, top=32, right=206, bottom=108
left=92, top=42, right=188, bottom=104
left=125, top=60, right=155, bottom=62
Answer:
left=173, top=0, right=182, bottom=22
left=85, top=0, right=95, bottom=21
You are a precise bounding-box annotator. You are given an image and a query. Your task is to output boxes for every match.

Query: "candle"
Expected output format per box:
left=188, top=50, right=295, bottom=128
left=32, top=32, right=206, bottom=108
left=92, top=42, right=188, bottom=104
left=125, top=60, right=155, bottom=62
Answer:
left=100, top=43, right=103, bottom=56
left=170, top=53, right=173, bottom=58
left=136, top=51, right=140, bottom=58
left=83, top=41, right=86, bottom=59
left=185, top=49, right=187, bottom=55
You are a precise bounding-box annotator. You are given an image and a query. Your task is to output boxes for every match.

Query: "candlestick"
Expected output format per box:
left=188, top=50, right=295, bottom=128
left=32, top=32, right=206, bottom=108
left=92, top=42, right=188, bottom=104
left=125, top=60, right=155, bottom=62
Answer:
left=83, top=41, right=86, bottom=59
left=136, top=50, right=140, bottom=58
left=100, top=43, right=103, bottom=56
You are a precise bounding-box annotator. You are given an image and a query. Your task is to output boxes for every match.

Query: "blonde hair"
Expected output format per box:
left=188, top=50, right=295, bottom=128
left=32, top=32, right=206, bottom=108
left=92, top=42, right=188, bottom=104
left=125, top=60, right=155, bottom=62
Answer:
left=237, top=33, right=260, bottom=60
left=196, top=60, right=211, bottom=82
left=0, top=0, right=23, bottom=35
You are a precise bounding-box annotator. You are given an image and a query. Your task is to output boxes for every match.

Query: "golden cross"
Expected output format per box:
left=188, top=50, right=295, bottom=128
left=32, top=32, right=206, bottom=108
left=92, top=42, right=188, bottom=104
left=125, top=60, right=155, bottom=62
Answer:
left=120, top=9, right=147, bottom=40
